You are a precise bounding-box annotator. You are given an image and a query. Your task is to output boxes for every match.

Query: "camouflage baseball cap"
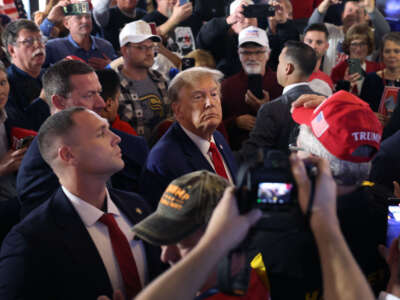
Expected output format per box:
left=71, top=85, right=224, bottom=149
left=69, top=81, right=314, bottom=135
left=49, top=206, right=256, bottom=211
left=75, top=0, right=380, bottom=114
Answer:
left=132, top=171, right=230, bottom=246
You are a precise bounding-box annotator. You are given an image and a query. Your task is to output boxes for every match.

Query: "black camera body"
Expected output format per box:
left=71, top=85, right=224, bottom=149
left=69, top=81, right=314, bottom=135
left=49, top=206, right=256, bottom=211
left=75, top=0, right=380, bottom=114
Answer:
left=236, top=150, right=316, bottom=215
left=242, top=4, right=275, bottom=18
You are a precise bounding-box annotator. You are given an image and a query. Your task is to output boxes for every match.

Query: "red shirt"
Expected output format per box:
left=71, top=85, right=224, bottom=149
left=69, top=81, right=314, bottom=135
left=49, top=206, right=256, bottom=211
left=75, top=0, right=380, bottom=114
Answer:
left=111, top=115, right=137, bottom=136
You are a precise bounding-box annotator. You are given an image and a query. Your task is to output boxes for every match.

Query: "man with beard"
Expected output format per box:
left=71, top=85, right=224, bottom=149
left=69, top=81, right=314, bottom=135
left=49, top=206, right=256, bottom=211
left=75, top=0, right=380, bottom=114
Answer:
left=117, top=20, right=170, bottom=143
left=221, top=26, right=282, bottom=150
left=308, top=0, right=390, bottom=75
left=44, top=1, right=116, bottom=70
left=1, top=19, right=48, bottom=129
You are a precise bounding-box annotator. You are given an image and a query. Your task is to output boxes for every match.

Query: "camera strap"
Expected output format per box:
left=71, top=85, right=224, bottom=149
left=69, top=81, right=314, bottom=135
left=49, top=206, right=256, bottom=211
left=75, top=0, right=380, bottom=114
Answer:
left=217, top=251, right=251, bottom=296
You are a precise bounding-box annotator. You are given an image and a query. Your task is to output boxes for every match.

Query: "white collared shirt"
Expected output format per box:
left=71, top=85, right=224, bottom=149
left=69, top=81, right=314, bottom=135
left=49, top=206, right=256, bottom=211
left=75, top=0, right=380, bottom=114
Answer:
left=282, top=82, right=309, bottom=95
left=62, top=186, right=148, bottom=295
left=180, top=125, right=234, bottom=184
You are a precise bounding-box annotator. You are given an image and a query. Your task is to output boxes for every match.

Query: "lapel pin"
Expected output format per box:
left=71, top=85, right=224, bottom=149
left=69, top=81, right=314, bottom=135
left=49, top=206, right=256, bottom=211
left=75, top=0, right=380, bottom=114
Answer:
left=136, top=208, right=142, bottom=215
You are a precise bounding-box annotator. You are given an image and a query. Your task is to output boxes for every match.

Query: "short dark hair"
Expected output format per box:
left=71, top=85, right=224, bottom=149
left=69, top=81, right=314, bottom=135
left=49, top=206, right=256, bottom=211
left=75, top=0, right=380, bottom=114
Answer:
left=303, top=23, right=329, bottom=40
left=382, top=32, right=400, bottom=49
left=38, top=107, right=86, bottom=167
left=96, top=69, right=120, bottom=101
left=2, top=19, right=39, bottom=56
left=283, top=41, right=317, bottom=77
left=42, top=60, right=94, bottom=102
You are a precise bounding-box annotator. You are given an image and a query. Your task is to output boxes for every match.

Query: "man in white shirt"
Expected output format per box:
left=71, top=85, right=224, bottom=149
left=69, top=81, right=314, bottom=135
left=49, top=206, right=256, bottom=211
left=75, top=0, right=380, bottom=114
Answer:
left=0, top=107, right=164, bottom=300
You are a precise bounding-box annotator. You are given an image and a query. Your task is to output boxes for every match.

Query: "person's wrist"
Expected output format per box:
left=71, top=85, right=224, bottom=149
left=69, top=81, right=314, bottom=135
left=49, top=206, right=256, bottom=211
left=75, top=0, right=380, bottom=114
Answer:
left=310, top=211, right=340, bottom=236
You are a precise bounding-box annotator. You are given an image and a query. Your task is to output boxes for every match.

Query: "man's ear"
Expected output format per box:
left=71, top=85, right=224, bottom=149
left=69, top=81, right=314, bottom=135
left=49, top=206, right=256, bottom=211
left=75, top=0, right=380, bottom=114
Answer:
left=52, top=94, right=67, bottom=111
left=104, top=98, right=113, bottom=112
left=7, top=44, right=15, bottom=59
left=171, top=101, right=180, bottom=119
left=120, top=45, right=128, bottom=58
left=286, top=62, right=295, bottom=75
left=63, top=16, right=70, bottom=30
left=58, top=145, right=74, bottom=164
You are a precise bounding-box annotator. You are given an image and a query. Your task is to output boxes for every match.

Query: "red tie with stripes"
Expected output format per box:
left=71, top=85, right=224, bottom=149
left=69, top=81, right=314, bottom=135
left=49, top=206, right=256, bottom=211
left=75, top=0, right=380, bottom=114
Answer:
left=209, top=142, right=229, bottom=180
left=99, top=213, right=142, bottom=298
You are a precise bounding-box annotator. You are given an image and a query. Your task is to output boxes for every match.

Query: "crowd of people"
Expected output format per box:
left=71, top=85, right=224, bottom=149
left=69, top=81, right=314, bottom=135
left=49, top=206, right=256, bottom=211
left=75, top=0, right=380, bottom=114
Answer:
left=0, top=0, right=398, bottom=299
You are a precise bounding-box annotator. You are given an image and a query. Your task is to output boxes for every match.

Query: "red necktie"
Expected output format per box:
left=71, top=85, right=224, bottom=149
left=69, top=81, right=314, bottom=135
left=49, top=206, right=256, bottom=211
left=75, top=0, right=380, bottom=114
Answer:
left=99, top=213, right=142, bottom=298
left=209, top=142, right=229, bottom=180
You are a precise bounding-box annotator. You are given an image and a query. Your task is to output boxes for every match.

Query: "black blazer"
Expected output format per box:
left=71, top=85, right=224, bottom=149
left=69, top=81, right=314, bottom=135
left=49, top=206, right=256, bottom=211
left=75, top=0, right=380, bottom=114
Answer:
left=0, top=187, right=164, bottom=300
left=240, top=84, right=319, bottom=161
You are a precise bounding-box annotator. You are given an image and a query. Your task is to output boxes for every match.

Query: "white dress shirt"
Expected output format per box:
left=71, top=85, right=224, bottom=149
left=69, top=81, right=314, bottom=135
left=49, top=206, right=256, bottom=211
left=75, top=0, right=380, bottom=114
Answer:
left=282, top=82, right=309, bottom=96
left=62, top=186, right=148, bottom=295
left=181, top=125, right=234, bottom=184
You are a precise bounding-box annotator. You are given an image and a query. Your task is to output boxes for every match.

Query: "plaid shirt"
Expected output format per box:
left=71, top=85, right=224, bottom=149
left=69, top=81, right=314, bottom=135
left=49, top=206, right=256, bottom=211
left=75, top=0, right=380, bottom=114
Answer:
left=117, top=66, right=170, bottom=140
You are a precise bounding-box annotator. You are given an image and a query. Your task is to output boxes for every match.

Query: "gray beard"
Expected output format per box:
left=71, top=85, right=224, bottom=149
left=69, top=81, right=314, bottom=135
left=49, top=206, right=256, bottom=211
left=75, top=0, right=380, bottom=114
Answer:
left=243, top=64, right=262, bottom=74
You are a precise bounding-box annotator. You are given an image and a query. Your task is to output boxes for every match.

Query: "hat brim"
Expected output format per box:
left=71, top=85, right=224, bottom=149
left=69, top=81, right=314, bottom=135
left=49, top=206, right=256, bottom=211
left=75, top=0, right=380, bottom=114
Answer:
left=239, top=39, right=267, bottom=48
left=121, top=34, right=162, bottom=47
left=132, top=213, right=202, bottom=246
left=292, top=106, right=314, bottom=126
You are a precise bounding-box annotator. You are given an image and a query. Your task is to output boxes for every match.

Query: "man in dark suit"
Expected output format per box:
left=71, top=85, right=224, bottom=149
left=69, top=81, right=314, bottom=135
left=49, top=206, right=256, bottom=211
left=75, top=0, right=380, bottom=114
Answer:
left=239, top=41, right=318, bottom=161
left=16, top=60, right=148, bottom=218
left=140, top=67, right=237, bottom=208
left=0, top=107, right=164, bottom=300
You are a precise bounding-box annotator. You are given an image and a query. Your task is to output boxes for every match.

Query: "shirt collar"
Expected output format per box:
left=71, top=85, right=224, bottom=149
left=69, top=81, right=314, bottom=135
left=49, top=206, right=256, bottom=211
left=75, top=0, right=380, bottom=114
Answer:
left=282, top=82, right=309, bottom=95
left=68, top=34, right=96, bottom=51
left=180, top=124, right=215, bottom=155
left=62, top=186, right=121, bottom=226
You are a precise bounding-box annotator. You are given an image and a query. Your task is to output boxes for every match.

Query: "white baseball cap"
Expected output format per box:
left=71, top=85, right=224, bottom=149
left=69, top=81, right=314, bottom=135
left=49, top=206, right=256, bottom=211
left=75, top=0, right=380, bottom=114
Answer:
left=238, top=26, right=269, bottom=49
left=230, top=0, right=254, bottom=15
left=119, top=20, right=161, bottom=48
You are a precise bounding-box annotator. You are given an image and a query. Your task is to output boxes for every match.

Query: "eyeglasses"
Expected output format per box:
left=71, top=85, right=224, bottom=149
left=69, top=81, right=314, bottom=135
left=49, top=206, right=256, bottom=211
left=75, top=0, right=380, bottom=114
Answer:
left=349, top=42, right=368, bottom=49
left=15, top=36, right=46, bottom=48
left=128, top=44, right=158, bottom=52
left=239, top=50, right=267, bottom=56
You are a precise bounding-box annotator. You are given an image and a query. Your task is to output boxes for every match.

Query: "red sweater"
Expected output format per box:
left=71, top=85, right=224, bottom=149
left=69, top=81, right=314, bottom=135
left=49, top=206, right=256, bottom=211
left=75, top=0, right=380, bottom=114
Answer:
left=331, top=59, right=382, bottom=84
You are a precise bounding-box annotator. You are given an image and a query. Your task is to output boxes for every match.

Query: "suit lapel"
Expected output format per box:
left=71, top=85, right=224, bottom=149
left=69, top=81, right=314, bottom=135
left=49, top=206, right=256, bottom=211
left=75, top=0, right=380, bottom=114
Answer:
left=51, top=188, right=113, bottom=295
left=172, top=123, right=215, bottom=173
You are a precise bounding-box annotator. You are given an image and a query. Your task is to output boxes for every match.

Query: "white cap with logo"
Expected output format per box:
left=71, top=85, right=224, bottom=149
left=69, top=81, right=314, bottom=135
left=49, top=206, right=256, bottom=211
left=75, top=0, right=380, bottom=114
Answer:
left=119, top=20, right=162, bottom=48
left=238, top=26, right=269, bottom=49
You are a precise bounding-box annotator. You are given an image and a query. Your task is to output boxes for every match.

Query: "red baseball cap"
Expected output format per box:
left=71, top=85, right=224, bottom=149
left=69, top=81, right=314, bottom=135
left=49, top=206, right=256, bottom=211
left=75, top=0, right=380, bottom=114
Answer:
left=292, top=90, right=382, bottom=163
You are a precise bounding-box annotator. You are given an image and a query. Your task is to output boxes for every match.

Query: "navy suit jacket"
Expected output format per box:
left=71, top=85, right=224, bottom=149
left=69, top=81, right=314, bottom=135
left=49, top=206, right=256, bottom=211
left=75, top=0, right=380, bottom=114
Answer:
left=0, top=187, right=164, bottom=300
left=140, top=122, right=238, bottom=208
left=16, top=129, right=149, bottom=218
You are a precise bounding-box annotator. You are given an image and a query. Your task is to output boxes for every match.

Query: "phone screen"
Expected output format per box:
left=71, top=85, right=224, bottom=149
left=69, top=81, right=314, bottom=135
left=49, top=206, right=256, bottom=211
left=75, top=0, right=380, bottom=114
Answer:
left=257, top=182, right=293, bottom=205
left=179, top=0, right=188, bottom=5
left=387, top=205, right=400, bottom=247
